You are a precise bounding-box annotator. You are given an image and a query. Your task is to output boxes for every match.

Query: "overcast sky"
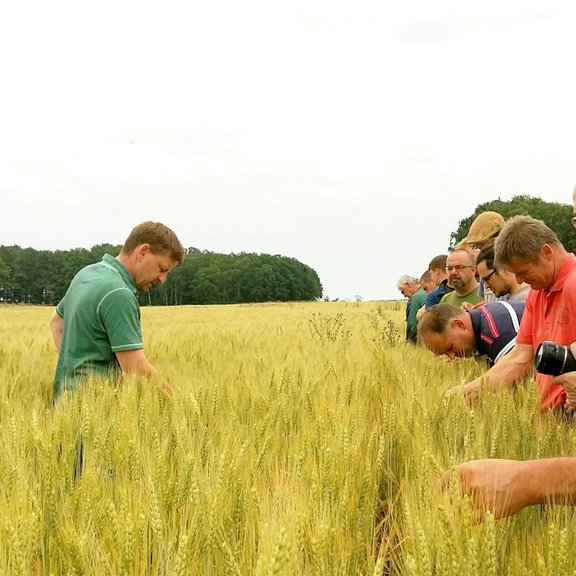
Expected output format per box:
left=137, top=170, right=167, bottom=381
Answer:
left=1, top=0, right=575, bottom=300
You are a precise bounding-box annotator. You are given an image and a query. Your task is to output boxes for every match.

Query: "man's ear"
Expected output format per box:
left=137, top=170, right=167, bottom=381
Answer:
left=450, top=317, right=466, bottom=330
left=540, top=244, right=554, bottom=260
left=135, top=244, right=151, bottom=262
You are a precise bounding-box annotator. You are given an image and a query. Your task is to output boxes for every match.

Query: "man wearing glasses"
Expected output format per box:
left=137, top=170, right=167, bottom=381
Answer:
left=418, top=300, right=525, bottom=366
left=439, top=249, right=483, bottom=307
left=446, top=214, right=576, bottom=412
left=476, top=245, right=530, bottom=302
left=440, top=190, right=576, bottom=522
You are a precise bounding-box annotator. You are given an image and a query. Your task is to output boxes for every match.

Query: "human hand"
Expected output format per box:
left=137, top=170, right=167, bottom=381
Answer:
left=439, top=459, right=531, bottom=521
left=461, top=300, right=485, bottom=311
left=444, top=381, right=480, bottom=403
left=158, top=378, right=173, bottom=398
left=416, top=305, right=426, bottom=322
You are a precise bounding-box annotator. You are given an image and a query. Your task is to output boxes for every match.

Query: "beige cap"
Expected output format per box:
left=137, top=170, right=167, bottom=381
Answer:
left=454, top=238, right=470, bottom=250
left=463, top=211, right=505, bottom=244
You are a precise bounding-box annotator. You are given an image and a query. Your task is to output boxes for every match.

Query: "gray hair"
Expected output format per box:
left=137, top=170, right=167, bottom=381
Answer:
left=396, top=274, right=419, bottom=289
left=495, top=215, right=561, bottom=267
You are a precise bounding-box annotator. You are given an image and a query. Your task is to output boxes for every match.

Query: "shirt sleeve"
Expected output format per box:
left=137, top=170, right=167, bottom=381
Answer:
left=56, top=299, right=65, bottom=318
left=97, top=288, right=144, bottom=352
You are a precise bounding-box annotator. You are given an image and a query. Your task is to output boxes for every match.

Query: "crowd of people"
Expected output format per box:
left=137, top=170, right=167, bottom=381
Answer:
left=397, top=186, right=576, bottom=520
left=51, top=188, right=576, bottom=524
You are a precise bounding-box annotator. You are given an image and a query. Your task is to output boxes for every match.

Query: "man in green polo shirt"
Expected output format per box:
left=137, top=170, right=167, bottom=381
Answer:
left=440, top=249, right=483, bottom=308
left=50, top=221, right=185, bottom=400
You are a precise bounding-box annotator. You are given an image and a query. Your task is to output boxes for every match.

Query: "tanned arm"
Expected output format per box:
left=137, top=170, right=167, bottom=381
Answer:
left=445, top=342, right=533, bottom=402
left=443, top=457, right=576, bottom=520
left=115, top=349, right=173, bottom=396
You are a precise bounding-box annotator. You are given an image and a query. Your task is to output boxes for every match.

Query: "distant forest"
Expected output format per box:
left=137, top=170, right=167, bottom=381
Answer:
left=0, top=245, right=323, bottom=306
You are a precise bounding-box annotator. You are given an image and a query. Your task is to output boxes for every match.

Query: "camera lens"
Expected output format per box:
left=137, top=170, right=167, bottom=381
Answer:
left=534, top=341, right=576, bottom=376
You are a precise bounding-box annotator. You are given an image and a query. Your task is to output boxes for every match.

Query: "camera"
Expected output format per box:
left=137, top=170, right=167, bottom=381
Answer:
left=534, top=341, right=576, bottom=376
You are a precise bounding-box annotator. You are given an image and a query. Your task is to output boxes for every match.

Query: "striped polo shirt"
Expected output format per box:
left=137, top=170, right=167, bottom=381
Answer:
left=469, top=300, right=526, bottom=366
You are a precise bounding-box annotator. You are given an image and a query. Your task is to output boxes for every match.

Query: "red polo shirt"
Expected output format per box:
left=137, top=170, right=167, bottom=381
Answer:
left=516, top=253, right=576, bottom=411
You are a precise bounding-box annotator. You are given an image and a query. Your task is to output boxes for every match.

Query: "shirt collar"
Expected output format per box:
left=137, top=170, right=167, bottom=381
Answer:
left=101, top=254, right=137, bottom=294
left=548, top=253, right=576, bottom=293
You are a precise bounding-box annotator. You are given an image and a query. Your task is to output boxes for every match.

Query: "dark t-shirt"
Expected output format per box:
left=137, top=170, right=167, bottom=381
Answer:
left=425, top=279, right=453, bottom=308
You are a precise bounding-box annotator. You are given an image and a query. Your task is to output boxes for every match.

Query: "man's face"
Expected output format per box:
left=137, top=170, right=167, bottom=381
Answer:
left=399, top=282, right=418, bottom=298
left=420, top=278, right=435, bottom=293
left=477, top=260, right=510, bottom=298
left=445, top=252, right=476, bottom=292
left=429, top=267, right=444, bottom=287
left=422, top=320, right=476, bottom=359
left=504, top=250, right=554, bottom=291
left=133, top=247, right=177, bottom=292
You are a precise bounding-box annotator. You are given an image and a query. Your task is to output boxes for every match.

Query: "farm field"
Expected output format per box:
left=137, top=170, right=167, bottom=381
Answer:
left=1, top=301, right=575, bottom=575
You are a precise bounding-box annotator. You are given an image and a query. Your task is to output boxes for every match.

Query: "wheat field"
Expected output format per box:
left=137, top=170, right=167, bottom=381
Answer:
left=1, top=301, right=575, bottom=575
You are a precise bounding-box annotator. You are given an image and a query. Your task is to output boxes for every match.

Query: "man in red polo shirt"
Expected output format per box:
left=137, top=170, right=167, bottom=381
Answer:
left=440, top=190, right=576, bottom=521
left=446, top=214, right=576, bottom=412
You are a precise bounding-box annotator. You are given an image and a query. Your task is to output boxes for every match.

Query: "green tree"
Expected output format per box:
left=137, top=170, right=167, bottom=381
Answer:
left=0, top=243, right=323, bottom=306
left=0, top=255, right=9, bottom=300
left=451, top=195, right=576, bottom=254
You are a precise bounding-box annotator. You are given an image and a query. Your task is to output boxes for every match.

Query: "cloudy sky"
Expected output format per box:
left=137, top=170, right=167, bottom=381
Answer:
left=1, top=0, right=574, bottom=300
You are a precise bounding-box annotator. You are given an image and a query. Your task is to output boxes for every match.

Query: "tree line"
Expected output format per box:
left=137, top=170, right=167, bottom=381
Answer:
left=0, top=245, right=323, bottom=306
left=451, top=195, right=576, bottom=253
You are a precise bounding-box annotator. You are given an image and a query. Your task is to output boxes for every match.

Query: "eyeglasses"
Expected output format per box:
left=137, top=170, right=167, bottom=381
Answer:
left=481, top=270, right=496, bottom=283
left=571, top=214, right=576, bottom=229
left=445, top=265, right=474, bottom=273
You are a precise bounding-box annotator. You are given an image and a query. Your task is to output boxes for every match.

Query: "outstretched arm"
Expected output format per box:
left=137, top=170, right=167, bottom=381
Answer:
left=445, top=342, right=533, bottom=401
left=442, top=457, right=576, bottom=520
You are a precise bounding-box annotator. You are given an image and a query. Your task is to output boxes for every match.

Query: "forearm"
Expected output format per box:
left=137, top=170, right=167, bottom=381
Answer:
left=524, top=457, right=576, bottom=506
left=117, top=350, right=157, bottom=377
left=114, top=348, right=173, bottom=395
left=467, top=360, right=530, bottom=394
left=447, top=346, right=533, bottom=401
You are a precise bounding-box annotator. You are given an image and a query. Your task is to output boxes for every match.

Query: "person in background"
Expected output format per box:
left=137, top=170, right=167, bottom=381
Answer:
left=442, top=190, right=576, bottom=520
left=397, top=274, right=426, bottom=343
left=458, top=211, right=505, bottom=302
left=418, top=300, right=525, bottom=366
left=416, top=255, right=455, bottom=322
left=460, top=211, right=505, bottom=251
left=444, top=215, right=576, bottom=411
left=425, top=254, right=453, bottom=308
left=440, top=250, right=483, bottom=307
left=50, top=221, right=185, bottom=401
left=419, top=270, right=436, bottom=293
left=476, top=244, right=530, bottom=302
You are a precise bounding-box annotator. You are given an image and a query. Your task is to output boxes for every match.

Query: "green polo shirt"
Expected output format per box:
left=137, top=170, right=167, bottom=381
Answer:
left=53, top=254, right=144, bottom=398
left=440, top=285, right=484, bottom=307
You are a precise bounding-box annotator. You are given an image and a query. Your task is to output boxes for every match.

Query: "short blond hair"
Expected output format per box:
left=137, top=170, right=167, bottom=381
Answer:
left=494, top=215, right=560, bottom=267
left=121, top=221, right=186, bottom=265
